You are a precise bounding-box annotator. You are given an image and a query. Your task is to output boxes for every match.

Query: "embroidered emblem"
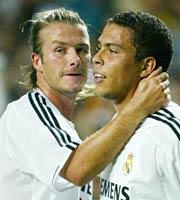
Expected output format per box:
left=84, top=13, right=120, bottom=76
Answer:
left=122, top=153, right=134, bottom=175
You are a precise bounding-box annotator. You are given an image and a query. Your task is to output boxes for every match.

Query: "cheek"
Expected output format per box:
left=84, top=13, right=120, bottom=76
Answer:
left=108, top=60, right=124, bottom=79
left=81, top=56, right=90, bottom=74
left=48, top=53, right=63, bottom=65
left=106, top=60, right=131, bottom=89
left=45, top=53, right=64, bottom=72
left=43, top=66, right=59, bottom=83
left=82, top=54, right=91, bottom=65
left=42, top=58, right=62, bottom=81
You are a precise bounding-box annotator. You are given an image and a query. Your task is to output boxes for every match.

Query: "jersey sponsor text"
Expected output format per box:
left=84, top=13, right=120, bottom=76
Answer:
left=100, top=177, right=130, bottom=200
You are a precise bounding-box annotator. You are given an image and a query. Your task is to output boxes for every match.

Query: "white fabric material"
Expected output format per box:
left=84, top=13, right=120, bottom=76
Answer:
left=0, top=89, right=92, bottom=200
left=100, top=101, right=180, bottom=200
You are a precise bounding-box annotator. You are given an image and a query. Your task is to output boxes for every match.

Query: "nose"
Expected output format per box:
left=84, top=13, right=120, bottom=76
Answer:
left=68, top=48, right=81, bottom=68
left=92, top=51, right=104, bottom=67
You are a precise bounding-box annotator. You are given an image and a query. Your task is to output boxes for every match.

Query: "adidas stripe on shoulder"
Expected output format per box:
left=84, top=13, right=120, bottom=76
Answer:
left=149, top=108, right=180, bottom=141
left=28, top=92, right=80, bottom=150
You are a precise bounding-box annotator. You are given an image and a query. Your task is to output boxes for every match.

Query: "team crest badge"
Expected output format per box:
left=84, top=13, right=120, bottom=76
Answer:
left=122, top=153, right=134, bottom=175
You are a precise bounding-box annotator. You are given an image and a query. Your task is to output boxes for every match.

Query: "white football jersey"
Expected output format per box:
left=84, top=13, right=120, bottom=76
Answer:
left=100, top=101, right=180, bottom=200
left=0, top=89, right=92, bottom=200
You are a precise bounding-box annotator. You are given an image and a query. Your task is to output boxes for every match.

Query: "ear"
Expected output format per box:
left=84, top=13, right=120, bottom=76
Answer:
left=31, top=53, right=43, bottom=73
left=140, top=57, right=156, bottom=78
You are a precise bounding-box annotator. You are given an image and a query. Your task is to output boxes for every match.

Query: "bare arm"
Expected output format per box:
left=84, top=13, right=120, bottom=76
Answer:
left=60, top=68, right=170, bottom=186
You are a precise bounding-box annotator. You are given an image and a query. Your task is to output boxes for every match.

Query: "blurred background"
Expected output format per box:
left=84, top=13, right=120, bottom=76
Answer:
left=0, top=0, right=179, bottom=199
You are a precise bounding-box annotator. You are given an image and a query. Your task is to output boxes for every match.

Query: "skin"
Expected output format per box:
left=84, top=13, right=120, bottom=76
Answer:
left=94, top=24, right=141, bottom=105
left=93, top=23, right=160, bottom=111
left=32, top=22, right=169, bottom=186
left=32, top=22, right=90, bottom=119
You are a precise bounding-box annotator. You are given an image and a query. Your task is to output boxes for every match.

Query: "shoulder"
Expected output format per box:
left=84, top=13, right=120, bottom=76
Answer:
left=0, top=92, right=32, bottom=140
left=1, top=89, right=52, bottom=126
left=147, top=101, right=180, bottom=140
left=138, top=101, right=180, bottom=154
left=1, top=92, right=30, bottom=118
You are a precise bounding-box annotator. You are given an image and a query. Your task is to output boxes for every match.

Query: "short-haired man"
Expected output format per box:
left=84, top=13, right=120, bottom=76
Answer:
left=93, top=11, right=180, bottom=200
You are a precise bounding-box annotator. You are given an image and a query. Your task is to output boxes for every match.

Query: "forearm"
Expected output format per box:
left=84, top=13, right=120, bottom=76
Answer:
left=60, top=106, right=144, bottom=186
left=61, top=69, right=170, bottom=185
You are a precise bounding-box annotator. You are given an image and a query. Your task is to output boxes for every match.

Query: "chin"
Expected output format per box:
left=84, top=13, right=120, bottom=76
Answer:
left=95, top=89, right=111, bottom=100
left=95, top=88, right=124, bottom=102
left=68, top=86, right=83, bottom=94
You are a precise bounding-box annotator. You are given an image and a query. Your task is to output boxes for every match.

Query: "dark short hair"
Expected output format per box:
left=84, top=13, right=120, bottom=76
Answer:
left=107, top=11, right=173, bottom=72
left=20, top=7, right=88, bottom=89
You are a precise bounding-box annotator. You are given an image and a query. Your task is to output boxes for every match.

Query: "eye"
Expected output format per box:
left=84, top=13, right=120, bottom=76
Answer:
left=109, top=49, right=118, bottom=54
left=76, top=47, right=89, bottom=54
left=95, top=46, right=100, bottom=52
left=55, top=47, right=66, bottom=53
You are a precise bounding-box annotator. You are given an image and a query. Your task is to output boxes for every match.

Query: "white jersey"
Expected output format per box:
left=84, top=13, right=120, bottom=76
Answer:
left=0, top=89, right=92, bottom=200
left=100, top=101, right=180, bottom=200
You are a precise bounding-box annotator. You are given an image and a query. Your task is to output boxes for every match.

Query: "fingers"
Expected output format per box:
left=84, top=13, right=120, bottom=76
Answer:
left=160, top=76, right=170, bottom=105
left=130, top=67, right=171, bottom=115
left=160, top=79, right=170, bottom=90
left=147, top=67, right=169, bottom=82
left=167, top=94, right=171, bottom=102
left=164, top=88, right=171, bottom=101
left=148, top=66, right=162, bottom=78
left=159, top=72, right=169, bottom=82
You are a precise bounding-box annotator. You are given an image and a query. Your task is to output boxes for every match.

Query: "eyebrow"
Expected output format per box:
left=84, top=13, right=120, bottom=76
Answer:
left=97, top=40, right=122, bottom=48
left=52, top=41, right=67, bottom=45
left=52, top=40, right=89, bottom=48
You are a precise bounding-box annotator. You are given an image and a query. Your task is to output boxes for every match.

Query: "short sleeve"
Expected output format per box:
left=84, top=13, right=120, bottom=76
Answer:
left=5, top=103, right=81, bottom=190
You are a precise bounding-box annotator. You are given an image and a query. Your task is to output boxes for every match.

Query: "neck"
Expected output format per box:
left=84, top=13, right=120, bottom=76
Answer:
left=37, top=85, right=76, bottom=120
left=113, top=91, right=135, bottom=113
left=114, top=100, right=127, bottom=113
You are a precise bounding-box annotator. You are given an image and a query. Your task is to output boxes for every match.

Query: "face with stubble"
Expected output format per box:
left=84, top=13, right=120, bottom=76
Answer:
left=32, top=22, right=91, bottom=96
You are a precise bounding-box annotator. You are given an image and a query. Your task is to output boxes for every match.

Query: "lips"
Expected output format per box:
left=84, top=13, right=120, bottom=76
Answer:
left=65, top=73, right=82, bottom=76
left=63, top=71, right=84, bottom=76
left=94, top=73, right=106, bottom=79
left=93, top=72, right=106, bottom=83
